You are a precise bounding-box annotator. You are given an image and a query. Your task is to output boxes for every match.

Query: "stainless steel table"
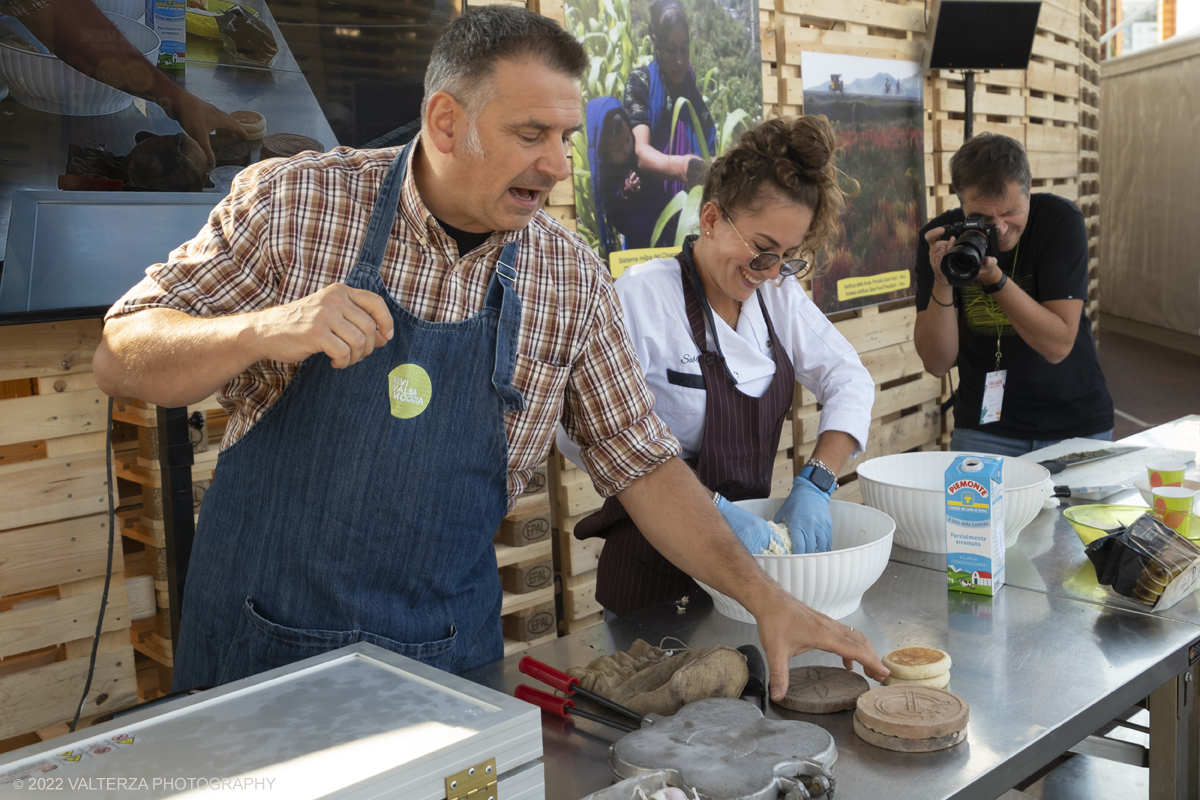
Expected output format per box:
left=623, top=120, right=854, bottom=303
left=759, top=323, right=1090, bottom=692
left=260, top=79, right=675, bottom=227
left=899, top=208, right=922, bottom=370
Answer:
left=888, top=416, right=1200, bottom=798
left=0, top=0, right=337, bottom=254
left=464, top=562, right=1200, bottom=800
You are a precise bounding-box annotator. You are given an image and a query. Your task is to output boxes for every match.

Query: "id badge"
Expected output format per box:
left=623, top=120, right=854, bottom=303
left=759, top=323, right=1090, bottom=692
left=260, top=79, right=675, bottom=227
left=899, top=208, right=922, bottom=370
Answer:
left=980, top=370, right=1006, bottom=425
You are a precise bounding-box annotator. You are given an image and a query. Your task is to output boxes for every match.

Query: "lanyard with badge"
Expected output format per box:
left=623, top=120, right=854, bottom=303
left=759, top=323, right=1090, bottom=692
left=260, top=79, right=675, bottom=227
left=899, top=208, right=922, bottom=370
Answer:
left=979, top=242, right=1016, bottom=425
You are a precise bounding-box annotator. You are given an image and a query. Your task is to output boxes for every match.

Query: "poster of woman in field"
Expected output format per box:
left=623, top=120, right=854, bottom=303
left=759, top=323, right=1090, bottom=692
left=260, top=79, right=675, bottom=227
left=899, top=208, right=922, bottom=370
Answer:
left=801, top=52, right=925, bottom=314
left=564, top=0, right=763, bottom=275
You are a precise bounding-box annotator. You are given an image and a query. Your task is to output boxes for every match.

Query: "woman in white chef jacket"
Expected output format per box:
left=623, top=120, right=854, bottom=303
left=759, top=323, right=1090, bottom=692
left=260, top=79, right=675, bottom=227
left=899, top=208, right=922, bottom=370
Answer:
left=562, top=115, right=874, bottom=616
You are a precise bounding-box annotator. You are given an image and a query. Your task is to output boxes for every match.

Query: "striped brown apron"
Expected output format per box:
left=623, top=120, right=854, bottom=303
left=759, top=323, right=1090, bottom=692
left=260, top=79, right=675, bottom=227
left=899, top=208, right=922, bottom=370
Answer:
left=579, top=243, right=795, bottom=615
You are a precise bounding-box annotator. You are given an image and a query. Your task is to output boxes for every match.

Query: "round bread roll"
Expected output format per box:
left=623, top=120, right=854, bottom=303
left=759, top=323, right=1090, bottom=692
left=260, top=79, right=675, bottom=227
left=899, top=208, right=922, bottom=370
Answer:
left=232, top=110, right=264, bottom=129
left=882, top=646, right=951, bottom=680
left=883, top=671, right=951, bottom=689
left=776, top=666, right=869, bottom=713
left=231, top=110, right=266, bottom=140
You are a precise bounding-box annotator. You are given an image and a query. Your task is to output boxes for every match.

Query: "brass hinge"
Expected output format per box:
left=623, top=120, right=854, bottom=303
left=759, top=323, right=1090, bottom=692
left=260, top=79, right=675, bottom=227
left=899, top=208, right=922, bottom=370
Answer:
left=444, top=757, right=498, bottom=800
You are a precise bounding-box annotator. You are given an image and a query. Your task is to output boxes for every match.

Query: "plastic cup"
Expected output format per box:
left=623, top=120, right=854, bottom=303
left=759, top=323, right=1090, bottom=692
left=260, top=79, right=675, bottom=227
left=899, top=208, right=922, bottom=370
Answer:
left=1153, top=486, right=1197, bottom=536
left=1148, top=462, right=1187, bottom=488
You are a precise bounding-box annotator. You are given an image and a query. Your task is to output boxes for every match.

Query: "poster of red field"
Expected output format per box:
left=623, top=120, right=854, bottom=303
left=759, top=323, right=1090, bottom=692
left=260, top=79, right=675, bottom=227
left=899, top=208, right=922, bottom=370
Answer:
left=801, top=51, right=924, bottom=314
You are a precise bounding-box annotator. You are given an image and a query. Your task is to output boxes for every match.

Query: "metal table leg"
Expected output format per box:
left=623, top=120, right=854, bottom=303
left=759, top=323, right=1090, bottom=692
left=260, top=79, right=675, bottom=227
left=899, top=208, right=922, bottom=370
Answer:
left=1148, top=666, right=1194, bottom=800
left=1190, top=662, right=1200, bottom=795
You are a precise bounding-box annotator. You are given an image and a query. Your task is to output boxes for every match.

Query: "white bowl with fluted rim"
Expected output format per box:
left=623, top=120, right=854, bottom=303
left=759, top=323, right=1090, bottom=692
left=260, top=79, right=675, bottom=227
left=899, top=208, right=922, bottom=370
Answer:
left=695, top=498, right=894, bottom=623
left=0, top=12, right=159, bottom=116
left=93, top=0, right=145, bottom=20
left=857, top=451, right=1051, bottom=553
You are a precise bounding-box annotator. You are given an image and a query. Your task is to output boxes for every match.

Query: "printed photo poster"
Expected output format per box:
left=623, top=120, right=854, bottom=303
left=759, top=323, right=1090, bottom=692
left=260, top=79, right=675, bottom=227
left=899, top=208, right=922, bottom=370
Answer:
left=564, top=0, right=764, bottom=277
left=801, top=52, right=925, bottom=314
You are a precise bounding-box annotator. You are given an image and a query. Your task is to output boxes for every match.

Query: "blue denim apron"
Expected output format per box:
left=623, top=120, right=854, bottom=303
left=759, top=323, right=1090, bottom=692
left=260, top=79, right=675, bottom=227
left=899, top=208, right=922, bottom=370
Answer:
left=172, top=139, right=523, bottom=689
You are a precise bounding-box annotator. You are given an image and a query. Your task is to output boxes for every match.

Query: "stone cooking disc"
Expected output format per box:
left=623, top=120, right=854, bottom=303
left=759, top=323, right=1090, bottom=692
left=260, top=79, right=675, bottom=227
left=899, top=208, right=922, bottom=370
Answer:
left=610, top=698, right=837, bottom=799
left=853, top=712, right=968, bottom=753
left=855, top=685, right=969, bottom=740
left=776, top=666, right=869, bottom=713
left=261, top=133, right=323, bottom=160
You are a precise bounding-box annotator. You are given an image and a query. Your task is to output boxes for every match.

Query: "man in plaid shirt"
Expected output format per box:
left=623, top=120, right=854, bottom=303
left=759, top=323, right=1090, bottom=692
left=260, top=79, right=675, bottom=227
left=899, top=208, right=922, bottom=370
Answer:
left=96, top=6, right=887, bottom=693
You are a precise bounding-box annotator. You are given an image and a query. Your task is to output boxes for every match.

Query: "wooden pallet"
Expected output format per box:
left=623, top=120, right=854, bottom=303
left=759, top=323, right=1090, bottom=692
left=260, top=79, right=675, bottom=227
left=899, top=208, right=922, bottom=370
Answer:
left=792, top=301, right=943, bottom=495
left=0, top=321, right=140, bottom=749
left=497, top=462, right=559, bottom=651
left=106, top=396, right=224, bottom=680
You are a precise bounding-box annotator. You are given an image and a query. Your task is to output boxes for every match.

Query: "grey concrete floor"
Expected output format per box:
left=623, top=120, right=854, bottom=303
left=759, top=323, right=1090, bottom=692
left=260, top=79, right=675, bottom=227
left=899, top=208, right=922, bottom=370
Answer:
left=1009, top=709, right=1150, bottom=799
left=1099, top=330, right=1200, bottom=440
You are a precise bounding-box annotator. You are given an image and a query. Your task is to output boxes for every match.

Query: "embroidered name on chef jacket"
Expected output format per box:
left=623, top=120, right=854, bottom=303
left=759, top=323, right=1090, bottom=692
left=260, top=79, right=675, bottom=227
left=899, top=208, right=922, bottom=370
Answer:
left=388, top=364, right=432, bottom=419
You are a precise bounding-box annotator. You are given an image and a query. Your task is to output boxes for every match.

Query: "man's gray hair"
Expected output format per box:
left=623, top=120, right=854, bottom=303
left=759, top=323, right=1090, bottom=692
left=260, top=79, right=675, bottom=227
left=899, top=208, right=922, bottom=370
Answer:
left=422, top=6, right=587, bottom=156
left=949, top=133, right=1032, bottom=201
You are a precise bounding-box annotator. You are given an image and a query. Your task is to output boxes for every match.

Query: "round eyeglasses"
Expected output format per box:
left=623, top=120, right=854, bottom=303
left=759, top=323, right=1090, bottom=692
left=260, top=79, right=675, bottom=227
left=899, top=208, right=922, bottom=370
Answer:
left=722, top=212, right=810, bottom=277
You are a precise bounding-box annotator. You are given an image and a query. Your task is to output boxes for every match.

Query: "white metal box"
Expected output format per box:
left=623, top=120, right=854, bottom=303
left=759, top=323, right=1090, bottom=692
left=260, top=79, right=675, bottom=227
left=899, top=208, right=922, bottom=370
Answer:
left=0, top=642, right=544, bottom=799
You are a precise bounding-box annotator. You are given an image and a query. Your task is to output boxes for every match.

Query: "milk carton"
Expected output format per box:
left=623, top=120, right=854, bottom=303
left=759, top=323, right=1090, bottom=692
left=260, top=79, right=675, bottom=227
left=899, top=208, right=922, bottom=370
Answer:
left=946, top=456, right=1005, bottom=596
left=146, top=0, right=186, bottom=69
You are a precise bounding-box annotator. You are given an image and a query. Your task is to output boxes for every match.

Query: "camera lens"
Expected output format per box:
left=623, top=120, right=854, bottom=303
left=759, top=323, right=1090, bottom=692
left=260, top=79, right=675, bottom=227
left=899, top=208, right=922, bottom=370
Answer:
left=942, top=230, right=988, bottom=287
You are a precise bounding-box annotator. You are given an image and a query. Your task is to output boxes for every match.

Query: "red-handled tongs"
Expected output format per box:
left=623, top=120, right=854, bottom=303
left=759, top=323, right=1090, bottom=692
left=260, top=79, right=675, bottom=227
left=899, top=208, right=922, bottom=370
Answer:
left=515, top=685, right=638, bottom=733
left=515, top=655, right=646, bottom=732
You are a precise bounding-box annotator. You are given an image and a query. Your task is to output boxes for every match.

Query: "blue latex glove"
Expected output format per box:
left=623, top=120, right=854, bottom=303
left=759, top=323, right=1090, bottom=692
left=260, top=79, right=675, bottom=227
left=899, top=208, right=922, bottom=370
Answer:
left=716, top=495, right=787, bottom=555
left=774, top=477, right=834, bottom=554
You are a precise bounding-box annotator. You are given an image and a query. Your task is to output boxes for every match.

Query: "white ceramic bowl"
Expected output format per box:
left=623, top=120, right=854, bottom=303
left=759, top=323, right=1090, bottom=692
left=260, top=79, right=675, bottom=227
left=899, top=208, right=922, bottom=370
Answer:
left=695, top=498, right=894, bottom=623
left=857, top=451, right=1051, bottom=553
left=0, top=12, right=159, bottom=116
left=93, top=0, right=145, bottom=20
left=1134, top=476, right=1200, bottom=506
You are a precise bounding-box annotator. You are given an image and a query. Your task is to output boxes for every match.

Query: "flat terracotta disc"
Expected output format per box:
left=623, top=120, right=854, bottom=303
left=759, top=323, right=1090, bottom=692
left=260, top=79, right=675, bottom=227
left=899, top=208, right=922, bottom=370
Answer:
left=855, top=685, right=969, bottom=740
left=853, top=712, right=967, bottom=752
left=776, top=666, right=869, bottom=713
left=882, top=646, right=951, bottom=680
left=261, top=133, right=323, bottom=160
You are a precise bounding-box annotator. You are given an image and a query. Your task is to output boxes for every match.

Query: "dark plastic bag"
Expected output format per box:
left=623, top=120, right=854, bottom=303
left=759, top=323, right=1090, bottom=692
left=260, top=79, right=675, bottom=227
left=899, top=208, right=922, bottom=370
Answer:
left=1085, top=513, right=1200, bottom=608
left=217, top=5, right=278, bottom=66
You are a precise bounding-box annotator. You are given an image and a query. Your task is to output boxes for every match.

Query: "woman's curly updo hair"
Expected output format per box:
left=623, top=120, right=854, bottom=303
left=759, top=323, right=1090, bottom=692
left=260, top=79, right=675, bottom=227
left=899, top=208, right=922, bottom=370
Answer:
left=701, top=115, right=854, bottom=269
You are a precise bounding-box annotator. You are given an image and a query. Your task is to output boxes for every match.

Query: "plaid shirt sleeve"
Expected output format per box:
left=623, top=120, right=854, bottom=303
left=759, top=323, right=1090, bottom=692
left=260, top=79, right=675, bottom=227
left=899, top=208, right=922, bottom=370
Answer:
left=105, top=164, right=282, bottom=321
left=0, top=0, right=53, bottom=17
left=560, top=269, right=680, bottom=497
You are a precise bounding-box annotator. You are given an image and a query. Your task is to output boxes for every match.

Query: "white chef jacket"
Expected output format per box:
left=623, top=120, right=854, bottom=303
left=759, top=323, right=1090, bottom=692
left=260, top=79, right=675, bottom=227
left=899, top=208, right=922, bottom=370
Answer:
left=558, top=256, right=874, bottom=467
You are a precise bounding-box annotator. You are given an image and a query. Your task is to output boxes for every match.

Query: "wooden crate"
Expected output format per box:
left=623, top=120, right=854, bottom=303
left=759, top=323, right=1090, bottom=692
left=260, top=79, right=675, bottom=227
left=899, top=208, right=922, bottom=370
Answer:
left=792, top=301, right=943, bottom=496
left=0, top=321, right=139, bottom=748
left=1074, top=0, right=1101, bottom=335
left=496, top=460, right=559, bottom=650
left=547, top=444, right=605, bottom=635
left=107, top=396, right=224, bottom=680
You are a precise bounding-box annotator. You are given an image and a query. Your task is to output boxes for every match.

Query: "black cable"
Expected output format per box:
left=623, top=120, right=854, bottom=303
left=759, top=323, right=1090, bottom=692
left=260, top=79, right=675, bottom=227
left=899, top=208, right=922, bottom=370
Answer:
left=70, top=396, right=116, bottom=733
left=929, top=293, right=955, bottom=307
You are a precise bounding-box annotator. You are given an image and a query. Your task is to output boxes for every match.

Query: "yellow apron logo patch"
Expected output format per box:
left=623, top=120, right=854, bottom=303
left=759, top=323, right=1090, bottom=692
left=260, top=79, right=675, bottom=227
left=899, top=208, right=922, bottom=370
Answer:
left=388, top=364, right=432, bottom=419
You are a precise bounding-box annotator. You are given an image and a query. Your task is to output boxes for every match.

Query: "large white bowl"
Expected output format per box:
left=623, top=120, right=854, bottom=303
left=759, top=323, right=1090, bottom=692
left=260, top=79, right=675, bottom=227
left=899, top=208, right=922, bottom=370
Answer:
left=695, top=498, right=894, bottom=623
left=857, top=451, right=1051, bottom=553
left=0, top=12, right=159, bottom=116
left=93, top=0, right=145, bottom=20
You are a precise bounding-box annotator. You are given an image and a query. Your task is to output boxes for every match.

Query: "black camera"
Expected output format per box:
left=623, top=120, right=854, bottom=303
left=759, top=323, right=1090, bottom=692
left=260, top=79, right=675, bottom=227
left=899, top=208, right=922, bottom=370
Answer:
left=939, top=214, right=1000, bottom=287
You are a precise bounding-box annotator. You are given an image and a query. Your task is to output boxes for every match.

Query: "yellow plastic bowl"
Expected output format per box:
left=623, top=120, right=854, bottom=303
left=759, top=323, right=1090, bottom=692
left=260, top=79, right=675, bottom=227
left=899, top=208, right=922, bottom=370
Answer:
left=186, top=1, right=260, bottom=40
left=1064, top=504, right=1200, bottom=546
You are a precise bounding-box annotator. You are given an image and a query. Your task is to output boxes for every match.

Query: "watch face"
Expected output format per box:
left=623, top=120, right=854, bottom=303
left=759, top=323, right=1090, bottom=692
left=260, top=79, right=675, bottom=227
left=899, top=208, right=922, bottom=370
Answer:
left=807, top=466, right=835, bottom=492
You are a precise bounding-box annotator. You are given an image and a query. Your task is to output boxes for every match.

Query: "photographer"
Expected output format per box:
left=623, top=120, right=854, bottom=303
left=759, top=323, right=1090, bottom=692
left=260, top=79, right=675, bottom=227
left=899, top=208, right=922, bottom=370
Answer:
left=914, top=133, right=1113, bottom=455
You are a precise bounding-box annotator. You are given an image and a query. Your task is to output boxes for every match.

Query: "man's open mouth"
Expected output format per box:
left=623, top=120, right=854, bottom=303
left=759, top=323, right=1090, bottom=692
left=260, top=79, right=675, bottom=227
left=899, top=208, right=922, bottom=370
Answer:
left=509, top=188, right=541, bottom=206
